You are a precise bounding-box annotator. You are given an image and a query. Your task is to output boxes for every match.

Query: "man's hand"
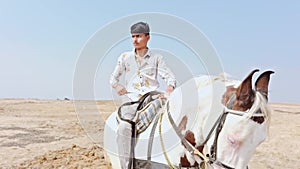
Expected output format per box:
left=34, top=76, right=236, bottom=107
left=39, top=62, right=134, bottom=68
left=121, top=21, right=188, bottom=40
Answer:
left=159, top=85, right=174, bottom=99
left=114, top=84, right=128, bottom=96
left=165, top=85, right=175, bottom=95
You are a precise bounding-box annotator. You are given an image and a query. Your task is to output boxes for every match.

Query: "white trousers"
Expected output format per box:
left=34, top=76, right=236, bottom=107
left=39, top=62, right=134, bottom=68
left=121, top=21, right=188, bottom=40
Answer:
left=117, top=97, right=138, bottom=169
left=117, top=120, right=135, bottom=169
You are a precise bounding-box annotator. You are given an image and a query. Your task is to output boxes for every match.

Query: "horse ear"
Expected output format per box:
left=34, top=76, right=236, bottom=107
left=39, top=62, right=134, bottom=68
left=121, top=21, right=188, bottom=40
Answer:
left=255, top=70, right=275, bottom=99
left=236, top=69, right=259, bottom=100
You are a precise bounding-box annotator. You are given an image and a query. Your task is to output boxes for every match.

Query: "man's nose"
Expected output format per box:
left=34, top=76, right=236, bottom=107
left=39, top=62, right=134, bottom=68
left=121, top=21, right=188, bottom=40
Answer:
left=132, top=38, right=138, bottom=43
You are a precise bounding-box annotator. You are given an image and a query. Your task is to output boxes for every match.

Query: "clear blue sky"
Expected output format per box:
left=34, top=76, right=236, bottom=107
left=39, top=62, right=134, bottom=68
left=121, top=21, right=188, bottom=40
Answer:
left=0, top=1, right=299, bottom=103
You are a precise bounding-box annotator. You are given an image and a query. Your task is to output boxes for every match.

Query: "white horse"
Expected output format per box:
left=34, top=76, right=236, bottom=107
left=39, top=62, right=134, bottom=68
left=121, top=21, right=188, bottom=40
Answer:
left=104, top=69, right=274, bottom=169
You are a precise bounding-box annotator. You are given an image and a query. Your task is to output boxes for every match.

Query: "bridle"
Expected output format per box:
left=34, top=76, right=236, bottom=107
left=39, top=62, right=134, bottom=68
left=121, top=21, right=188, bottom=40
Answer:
left=206, top=91, right=266, bottom=169
left=162, top=91, right=266, bottom=169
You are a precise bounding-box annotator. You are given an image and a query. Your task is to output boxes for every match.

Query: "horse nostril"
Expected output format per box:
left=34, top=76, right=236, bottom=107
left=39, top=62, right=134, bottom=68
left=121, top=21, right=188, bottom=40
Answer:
left=227, top=135, right=239, bottom=146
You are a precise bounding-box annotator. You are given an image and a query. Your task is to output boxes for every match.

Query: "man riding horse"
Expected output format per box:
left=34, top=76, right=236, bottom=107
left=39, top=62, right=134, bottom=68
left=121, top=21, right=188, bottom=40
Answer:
left=109, top=21, right=177, bottom=169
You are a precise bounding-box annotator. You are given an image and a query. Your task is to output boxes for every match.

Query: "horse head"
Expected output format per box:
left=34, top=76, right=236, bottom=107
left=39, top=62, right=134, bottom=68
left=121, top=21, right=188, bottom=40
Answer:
left=213, top=69, right=274, bottom=168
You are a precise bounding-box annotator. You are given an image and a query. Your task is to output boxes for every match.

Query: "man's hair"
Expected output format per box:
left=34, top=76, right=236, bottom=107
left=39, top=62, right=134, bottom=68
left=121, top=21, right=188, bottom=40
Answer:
left=130, top=22, right=150, bottom=35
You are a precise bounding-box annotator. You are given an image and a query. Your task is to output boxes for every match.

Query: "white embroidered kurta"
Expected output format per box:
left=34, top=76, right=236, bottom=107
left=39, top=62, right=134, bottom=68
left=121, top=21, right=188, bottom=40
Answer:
left=110, top=49, right=176, bottom=100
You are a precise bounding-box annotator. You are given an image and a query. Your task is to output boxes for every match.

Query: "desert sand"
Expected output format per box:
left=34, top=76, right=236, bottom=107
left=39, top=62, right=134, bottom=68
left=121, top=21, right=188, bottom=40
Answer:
left=0, top=99, right=299, bottom=169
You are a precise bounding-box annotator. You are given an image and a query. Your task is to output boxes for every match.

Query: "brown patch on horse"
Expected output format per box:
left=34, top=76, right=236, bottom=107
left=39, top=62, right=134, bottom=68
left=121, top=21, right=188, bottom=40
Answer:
left=221, top=85, right=236, bottom=105
left=183, top=130, right=196, bottom=146
left=178, top=115, right=188, bottom=132
left=178, top=117, right=205, bottom=167
left=196, top=145, right=204, bottom=155
left=179, top=130, right=205, bottom=167
left=180, top=130, right=199, bottom=167
left=178, top=116, right=198, bottom=167
left=222, top=69, right=259, bottom=111
left=180, top=155, right=196, bottom=167
left=251, top=116, right=265, bottom=124
left=178, top=116, right=197, bottom=167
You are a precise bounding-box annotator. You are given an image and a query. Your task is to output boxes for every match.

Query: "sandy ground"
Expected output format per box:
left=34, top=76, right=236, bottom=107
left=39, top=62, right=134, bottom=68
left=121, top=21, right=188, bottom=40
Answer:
left=0, top=99, right=299, bottom=169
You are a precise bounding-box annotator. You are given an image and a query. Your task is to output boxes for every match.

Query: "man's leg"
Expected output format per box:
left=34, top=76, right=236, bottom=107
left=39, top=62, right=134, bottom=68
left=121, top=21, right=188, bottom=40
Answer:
left=117, top=120, right=133, bottom=169
left=117, top=102, right=138, bottom=169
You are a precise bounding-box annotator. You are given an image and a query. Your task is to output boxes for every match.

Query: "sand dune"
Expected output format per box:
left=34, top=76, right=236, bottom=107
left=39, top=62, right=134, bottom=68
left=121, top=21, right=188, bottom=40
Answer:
left=0, top=99, right=299, bottom=169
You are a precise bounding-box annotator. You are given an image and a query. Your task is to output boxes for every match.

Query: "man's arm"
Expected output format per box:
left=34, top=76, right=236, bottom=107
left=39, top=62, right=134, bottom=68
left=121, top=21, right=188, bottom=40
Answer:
left=110, top=53, right=128, bottom=95
left=156, top=55, right=176, bottom=94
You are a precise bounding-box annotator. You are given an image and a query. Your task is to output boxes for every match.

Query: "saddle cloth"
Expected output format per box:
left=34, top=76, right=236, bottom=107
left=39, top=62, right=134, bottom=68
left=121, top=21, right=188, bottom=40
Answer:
left=117, top=91, right=165, bottom=134
left=136, top=98, right=164, bottom=134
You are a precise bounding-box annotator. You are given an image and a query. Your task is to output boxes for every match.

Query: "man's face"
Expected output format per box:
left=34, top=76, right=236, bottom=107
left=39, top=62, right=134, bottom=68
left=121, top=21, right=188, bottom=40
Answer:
left=131, top=33, right=149, bottom=50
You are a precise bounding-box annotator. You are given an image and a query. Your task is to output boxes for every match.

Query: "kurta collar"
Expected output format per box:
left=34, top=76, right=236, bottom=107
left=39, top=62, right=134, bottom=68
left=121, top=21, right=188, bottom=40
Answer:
left=133, top=48, right=151, bottom=59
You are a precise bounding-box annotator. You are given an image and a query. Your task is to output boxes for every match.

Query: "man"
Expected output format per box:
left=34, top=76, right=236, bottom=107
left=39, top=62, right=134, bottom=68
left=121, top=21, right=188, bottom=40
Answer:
left=110, top=21, right=176, bottom=169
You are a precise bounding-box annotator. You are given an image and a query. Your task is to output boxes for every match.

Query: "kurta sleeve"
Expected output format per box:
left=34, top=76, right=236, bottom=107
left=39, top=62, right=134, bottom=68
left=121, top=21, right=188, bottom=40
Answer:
left=109, top=53, right=126, bottom=88
left=157, top=54, right=176, bottom=88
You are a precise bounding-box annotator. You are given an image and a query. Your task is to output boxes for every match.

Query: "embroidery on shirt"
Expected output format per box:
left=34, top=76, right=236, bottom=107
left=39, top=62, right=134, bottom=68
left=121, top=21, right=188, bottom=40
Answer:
left=125, top=62, right=130, bottom=72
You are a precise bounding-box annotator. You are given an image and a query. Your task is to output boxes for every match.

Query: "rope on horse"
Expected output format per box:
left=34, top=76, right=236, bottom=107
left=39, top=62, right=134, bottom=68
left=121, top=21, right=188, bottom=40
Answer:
left=158, top=111, right=178, bottom=169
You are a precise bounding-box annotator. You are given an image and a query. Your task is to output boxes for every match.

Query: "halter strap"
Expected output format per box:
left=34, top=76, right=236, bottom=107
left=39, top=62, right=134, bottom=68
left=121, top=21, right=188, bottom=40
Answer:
left=224, top=106, right=264, bottom=117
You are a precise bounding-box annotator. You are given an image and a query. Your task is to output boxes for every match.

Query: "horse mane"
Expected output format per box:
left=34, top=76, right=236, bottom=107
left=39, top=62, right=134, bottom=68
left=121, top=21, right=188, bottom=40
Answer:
left=246, top=91, right=272, bottom=134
